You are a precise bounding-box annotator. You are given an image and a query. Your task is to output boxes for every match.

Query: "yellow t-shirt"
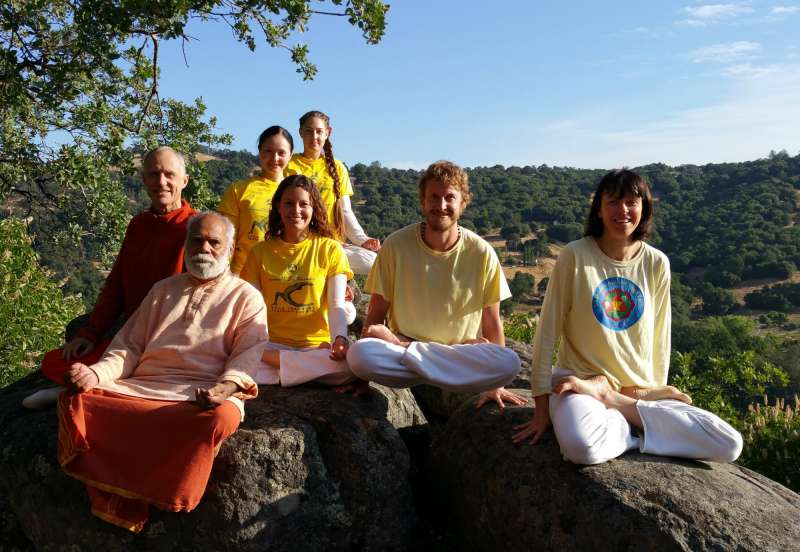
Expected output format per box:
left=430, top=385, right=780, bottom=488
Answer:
left=365, top=223, right=511, bottom=345
left=529, top=237, right=672, bottom=396
left=240, top=234, right=353, bottom=348
left=217, top=175, right=279, bottom=273
left=285, top=154, right=354, bottom=239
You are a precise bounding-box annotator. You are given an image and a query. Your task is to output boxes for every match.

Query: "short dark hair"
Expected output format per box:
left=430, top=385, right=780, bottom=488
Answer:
left=257, top=126, right=294, bottom=152
left=584, top=169, right=653, bottom=241
left=267, top=175, right=334, bottom=239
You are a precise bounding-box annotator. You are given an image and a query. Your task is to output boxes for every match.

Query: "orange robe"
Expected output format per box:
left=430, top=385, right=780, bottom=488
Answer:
left=57, top=271, right=266, bottom=531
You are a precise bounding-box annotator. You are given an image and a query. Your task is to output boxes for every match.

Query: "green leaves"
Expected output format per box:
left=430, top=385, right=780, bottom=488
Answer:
left=0, top=218, right=83, bottom=387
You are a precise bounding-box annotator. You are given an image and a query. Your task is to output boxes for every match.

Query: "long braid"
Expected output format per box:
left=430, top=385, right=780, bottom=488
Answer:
left=322, top=138, right=346, bottom=239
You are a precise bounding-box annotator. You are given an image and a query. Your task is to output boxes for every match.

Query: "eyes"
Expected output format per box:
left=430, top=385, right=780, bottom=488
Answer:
left=190, top=236, right=222, bottom=249
left=607, top=198, right=641, bottom=208
left=282, top=200, right=311, bottom=209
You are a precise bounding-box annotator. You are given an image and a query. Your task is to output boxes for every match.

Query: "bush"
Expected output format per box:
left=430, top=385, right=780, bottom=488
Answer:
left=0, top=218, right=84, bottom=387
left=504, top=312, right=537, bottom=343
left=738, top=396, right=800, bottom=492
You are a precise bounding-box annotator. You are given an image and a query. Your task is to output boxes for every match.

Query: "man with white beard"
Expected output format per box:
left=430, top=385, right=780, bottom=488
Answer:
left=57, top=211, right=268, bottom=533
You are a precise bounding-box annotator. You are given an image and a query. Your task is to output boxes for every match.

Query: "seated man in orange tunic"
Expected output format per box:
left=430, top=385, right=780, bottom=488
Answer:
left=57, top=211, right=266, bottom=532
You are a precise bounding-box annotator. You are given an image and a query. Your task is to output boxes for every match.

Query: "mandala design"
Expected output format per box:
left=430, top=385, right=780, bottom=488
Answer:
left=591, top=277, right=645, bottom=331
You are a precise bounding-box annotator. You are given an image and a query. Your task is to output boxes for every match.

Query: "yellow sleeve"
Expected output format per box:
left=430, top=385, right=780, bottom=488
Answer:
left=217, top=183, right=240, bottom=228
left=337, top=160, right=354, bottom=196
left=530, top=246, right=575, bottom=396
left=482, top=247, right=510, bottom=307
left=327, top=240, right=354, bottom=280
left=364, top=241, right=393, bottom=300
left=652, top=254, right=672, bottom=387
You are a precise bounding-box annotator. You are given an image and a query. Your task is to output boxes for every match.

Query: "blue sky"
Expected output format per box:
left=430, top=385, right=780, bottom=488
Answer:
left=157, top=1, right=800, bottom=169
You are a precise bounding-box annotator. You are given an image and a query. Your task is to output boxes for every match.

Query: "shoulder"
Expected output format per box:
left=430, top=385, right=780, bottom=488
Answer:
left=224, top=273, right=266, bottom=303
left=460, top=228, right=501, bottom=261
left=640, top=242, right=670, bottom=272
left=383, top=223, right=419, bottom=247
left=314, top=235, right=345, bottom=252
left=150, top=272, right=190, bottom=296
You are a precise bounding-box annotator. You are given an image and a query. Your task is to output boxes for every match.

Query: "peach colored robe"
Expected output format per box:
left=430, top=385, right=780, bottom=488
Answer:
left=89, top=271, right=266, bottom=418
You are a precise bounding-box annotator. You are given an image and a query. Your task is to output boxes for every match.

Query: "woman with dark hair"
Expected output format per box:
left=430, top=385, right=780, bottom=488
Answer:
left=218, top=126, right=293, bottom=274
left=240, top=175, right=356, bottom=386
left=285, top=110, right=380, bottom=275
left=512, top=169, right=742, bottom=465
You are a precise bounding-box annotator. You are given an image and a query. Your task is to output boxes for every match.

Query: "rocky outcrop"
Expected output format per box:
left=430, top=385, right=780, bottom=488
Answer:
left=0, top=374, right=424, bottom=551
left=429, top=390, right=800, bottom=552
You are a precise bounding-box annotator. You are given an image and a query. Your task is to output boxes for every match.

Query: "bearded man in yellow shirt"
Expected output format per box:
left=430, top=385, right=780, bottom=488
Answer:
left=346, top=161, right=524, bottom=407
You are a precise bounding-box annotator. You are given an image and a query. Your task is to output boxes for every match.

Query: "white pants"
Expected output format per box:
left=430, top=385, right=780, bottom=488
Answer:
left=344, top=243, right=377, bottom=276
left=549, top=367, right=743, bottom=465
left=257, top=342, right=356, bottom=387
left=346, top=338, right=520, bottom=394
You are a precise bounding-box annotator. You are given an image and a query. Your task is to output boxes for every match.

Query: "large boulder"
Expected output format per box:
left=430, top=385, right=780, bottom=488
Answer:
left=428, top=390, right=800, bottom=551
left=0, top=374, right=424, bottom=551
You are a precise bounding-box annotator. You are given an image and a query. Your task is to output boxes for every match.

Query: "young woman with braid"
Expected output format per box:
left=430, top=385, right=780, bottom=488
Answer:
left=285, top=110, right=380, bottom=275
left=512, top=169, right=742, bottom=465
left=217, top=126, right=293, bottom=274
left=240, top=175, right=356, bottom=387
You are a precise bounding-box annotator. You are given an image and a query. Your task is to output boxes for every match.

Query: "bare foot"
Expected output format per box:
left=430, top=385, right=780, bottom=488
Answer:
left=552, top=374, right=613, bottom=402
left=621, top=385, right=692, bottom=405
left=262, top=349, right=281, bottom=368
left=362, top=324, right=410, bottom=346
left=333, top=379, right=372, bottom=397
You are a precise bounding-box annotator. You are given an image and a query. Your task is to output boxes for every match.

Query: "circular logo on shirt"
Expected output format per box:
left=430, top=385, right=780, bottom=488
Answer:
left=591, top=277, right=644, bottom=331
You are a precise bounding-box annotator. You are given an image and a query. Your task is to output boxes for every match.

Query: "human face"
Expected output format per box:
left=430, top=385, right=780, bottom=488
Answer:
left=421, top=178, right=465, bottom=233
left=299, top=116, right=330, bottom=156
left=598, top=191, right=643, bottom=242
left=185, top=215, right=230, bottom=280
left=258, top=134, right=292, bottom=179
left=279, top=185, right=314, bottom=241
left=142, top=149, right=189, bottom=213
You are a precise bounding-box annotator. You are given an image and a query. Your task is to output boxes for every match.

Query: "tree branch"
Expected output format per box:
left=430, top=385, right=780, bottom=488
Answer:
left=136, top=34, right=159, bottom=134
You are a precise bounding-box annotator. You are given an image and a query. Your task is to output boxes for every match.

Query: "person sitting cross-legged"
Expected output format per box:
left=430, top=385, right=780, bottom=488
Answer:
left=57, top=211, right=266, bottom=532
left=345, top=160, right=523, bottom=407
left=24, top=146, right=197, bottom=408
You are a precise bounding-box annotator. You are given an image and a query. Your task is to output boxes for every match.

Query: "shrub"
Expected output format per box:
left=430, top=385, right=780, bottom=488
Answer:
left=0, top=218, right=84, bottom=387
left=738, top=395, right=800, bottom=492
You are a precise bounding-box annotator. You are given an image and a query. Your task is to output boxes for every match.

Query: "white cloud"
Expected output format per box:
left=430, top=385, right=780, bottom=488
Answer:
left=544, top=119, right=581, bottom=131
left=690, top=41, right=761, bottom=62
left=721, top=63, right=781, bottom=77
left=771, top=5, right=800, bottom=14
left=677, top=3, right=755, bottom=26
left=586, top=65, right=800, bottom=167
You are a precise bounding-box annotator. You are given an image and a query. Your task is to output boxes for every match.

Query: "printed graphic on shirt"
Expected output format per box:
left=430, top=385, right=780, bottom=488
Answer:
left=247, top=214, right=269, bottom=241
left=591, top=277, right=645, bottom=331
left=272, top=281, right=313, bottom=308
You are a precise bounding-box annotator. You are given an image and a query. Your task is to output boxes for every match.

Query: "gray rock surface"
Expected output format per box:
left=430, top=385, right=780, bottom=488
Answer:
left=0, top=374, right=424, bottom=551
left=429, top=389, right=800, bottom=552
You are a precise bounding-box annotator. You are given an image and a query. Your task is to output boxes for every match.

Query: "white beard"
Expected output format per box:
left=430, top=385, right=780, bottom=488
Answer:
left=186, top=252, right=227, bottom=280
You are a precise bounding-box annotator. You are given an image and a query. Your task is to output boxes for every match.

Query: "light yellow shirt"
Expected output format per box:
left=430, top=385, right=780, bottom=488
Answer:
left=285, top=154, right=354, bottom=240
left=530, top=237, right=672, bottom=396
left=365, top=223, right=510, bottom=345
left=217, top=175, right=279, bottom=273
left=240, top=234, right=353, bottom=348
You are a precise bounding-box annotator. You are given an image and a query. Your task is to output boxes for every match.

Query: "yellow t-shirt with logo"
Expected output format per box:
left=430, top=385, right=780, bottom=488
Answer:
left=240, top=234, right=353, bottom=348
left=217, top=175, right=280, bottom=274
left=365, top=223, right=511, bottom=345
left=285, top=154, right=354, bottom=240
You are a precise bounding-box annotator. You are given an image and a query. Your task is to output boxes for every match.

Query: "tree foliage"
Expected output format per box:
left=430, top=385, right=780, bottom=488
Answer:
left=1, top=0, right=389, bottom=268
left=0, top=218, right=83, bottom=387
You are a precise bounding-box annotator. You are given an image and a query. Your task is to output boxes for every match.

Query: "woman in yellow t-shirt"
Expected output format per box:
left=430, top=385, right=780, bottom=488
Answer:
left=217, top=126, right=293, bottom=273
left=240, top=174, right=356, bottom=387
left=284, top=110, right=380, bottom=275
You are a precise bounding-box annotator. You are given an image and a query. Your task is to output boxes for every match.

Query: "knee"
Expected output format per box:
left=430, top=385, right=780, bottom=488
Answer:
left=711, top=427, right=744, bottom=463
left=559, top=437, right=610, bottom=465
left=497, top=347, right=521, bottom=382
left=346, top=340, right=377, bottom=380
left=210, top=402, right=241, bottom=436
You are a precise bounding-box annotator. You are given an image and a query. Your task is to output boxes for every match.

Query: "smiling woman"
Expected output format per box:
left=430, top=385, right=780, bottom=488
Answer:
left=513, top=169, right=743, bottom=466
